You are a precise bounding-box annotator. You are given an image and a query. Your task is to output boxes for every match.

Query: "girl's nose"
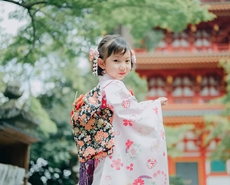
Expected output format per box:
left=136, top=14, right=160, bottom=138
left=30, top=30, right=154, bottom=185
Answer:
left=119, top=63, right=126, bottom=70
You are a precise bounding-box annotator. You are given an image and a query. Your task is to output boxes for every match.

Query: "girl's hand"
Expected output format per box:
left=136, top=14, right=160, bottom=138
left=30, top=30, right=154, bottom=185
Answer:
left=157, top=97, right=168, bottom=106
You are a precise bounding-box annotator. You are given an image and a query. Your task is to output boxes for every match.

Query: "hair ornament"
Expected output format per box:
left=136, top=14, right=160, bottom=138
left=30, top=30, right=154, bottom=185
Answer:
left=89, top=48, right=99, bottom=76
left=131, top=50, right=136, bottom=64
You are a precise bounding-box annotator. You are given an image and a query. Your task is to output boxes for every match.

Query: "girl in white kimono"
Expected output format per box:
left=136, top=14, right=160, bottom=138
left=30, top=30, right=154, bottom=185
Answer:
left=71, top=34, right=169, bottom=185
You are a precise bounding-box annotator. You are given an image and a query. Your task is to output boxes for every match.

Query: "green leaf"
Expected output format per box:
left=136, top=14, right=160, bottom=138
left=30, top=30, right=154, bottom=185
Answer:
left=27, top=96, right=57, bottom=136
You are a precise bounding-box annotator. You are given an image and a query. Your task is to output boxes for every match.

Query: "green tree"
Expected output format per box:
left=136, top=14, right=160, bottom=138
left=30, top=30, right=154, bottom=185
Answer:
left=123, top=71, right=148, bottom=101
left=0, top=0, right=215, bottom=65
left=169, top=175, right=185, bottom=185
left=165, top=124, right=194, bottom=157
left=204, top=60, right=230, bottom=161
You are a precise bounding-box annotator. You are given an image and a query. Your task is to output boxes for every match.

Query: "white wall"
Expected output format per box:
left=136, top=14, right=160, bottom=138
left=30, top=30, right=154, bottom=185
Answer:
left=207, top=176, right=230, bottom=185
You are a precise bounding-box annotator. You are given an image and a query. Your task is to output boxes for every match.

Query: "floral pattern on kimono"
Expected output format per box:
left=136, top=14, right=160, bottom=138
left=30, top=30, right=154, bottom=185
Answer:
left=71, top=85, right=115, bottom=162
left=92, top=74, right=169, bottom=185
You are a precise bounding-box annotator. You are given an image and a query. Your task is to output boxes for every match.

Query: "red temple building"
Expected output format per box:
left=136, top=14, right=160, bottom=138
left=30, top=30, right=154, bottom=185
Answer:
left=134, top=1, right=230, bottom=185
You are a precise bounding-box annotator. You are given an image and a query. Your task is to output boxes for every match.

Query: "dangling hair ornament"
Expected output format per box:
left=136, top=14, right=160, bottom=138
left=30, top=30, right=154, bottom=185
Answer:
left=89, top=48, right=99, bottom=76
left=131, top=50, right=136, bottom=64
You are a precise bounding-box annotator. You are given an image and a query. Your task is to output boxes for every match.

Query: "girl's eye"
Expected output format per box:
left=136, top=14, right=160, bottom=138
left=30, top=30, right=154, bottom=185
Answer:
left=114, top=60, right=119, bottom=62
left=126, top=60, right=130, bottom=63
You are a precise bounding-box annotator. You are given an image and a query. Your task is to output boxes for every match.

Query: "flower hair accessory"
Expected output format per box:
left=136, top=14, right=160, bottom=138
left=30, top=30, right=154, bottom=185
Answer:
left=131, top=50, right=136, bottom=64
left=89, top=48, right=99, bottom=76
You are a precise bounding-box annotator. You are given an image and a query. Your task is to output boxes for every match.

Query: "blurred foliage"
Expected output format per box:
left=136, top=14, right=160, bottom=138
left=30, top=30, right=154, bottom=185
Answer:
left=165, top=124, right=194, bottom=157
left=140, top=30, right=165, bottom=51
left=204, top=59, right=230, bottom=161
left=0, top=72, right=6, bottom=100
left=0, top=0, right=215, bottom=65
left=123, top=71, right=148, bottom=101
left=28, top=60, right=90, bottom=184
left=169, top=175, right=185, bottom=185
left=26, top=96, right=57, bottom=136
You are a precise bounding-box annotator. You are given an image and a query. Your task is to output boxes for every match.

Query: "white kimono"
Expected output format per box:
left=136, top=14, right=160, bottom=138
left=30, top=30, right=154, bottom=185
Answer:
left=92, top=74, right=169, bottom=185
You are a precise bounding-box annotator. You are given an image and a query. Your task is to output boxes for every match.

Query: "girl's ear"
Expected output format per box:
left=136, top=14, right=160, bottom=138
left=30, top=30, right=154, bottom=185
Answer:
left=97, top=58, right=106, bottom=69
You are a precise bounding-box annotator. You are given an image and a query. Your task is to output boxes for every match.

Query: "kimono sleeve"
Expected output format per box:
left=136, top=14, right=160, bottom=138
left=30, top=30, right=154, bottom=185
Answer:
left=103, top=80, right=163, bottom=124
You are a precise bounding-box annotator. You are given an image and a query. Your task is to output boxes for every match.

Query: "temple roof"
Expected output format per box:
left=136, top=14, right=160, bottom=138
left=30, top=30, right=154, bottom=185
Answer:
left=163, top=103, right=224, bottom=115
left=162, top=103, right=224, bottom=125
left=136, top=51, right=230, bottom=69
left=205, top=2, right=230, bottom=16
left=209, top=3, right=230, bottom=11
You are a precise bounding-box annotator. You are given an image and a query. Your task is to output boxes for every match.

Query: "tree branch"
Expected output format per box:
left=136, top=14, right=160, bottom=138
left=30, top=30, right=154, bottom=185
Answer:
left=38, top=8, right=69, bottom=28
left=36, top=19, right=63, bottom=47
left=27, top=9, right=36, bottom=46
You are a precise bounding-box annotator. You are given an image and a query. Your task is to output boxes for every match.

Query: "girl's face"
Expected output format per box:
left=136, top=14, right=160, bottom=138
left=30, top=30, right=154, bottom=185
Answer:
left=100, top=51, right=132, bottom=80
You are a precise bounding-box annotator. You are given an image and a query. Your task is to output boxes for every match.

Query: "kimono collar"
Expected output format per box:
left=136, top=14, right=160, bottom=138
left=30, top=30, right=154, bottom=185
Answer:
left=99, top=73, right=115, bottom=82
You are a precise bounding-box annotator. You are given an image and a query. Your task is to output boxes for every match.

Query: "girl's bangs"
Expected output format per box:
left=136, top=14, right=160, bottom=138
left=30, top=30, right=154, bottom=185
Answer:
left=107, top=39, right=130, bottom=57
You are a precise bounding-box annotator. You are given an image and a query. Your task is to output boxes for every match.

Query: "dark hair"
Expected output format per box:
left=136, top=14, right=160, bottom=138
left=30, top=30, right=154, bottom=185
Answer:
left=97, top=34, right=134, bottom=76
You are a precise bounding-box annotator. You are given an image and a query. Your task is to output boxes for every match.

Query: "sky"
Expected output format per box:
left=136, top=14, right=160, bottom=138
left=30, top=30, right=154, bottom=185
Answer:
left=0, top=2, right=27, bottom=35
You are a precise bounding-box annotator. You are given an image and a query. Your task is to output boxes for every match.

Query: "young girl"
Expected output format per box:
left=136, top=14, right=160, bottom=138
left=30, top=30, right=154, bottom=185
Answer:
left=71, top=34, right=169, bottom=185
